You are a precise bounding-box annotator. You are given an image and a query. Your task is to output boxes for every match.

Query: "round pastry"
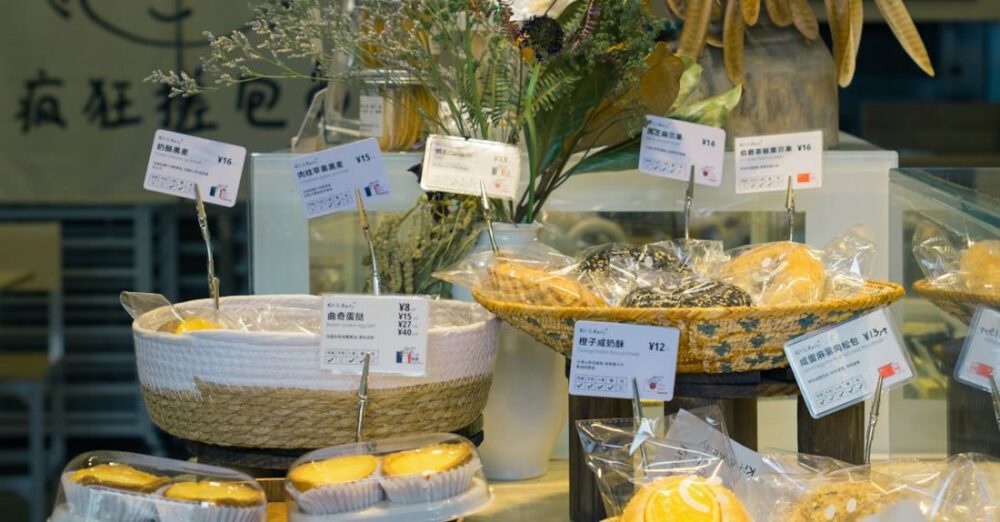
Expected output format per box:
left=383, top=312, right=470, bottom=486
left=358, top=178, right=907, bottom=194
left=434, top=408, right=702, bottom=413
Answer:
left=379, top=442, right=477, bottom=503
left=288, top=454, right=383, bottom=515
left=786, top=481, right=895, bottom=522
left=720, top=242, right=826, bottom=305
left=173, top=316, right=222, bottom=334
left=620, top=280, right=753, bottom=308
left=488, top=261, right=607, bottom=307
left=579, top=244, right=689, bottom=275
left=69, top=463, right=168, bottom=493
left=162, top=481, right=265, bottom=507
left=621, top=476, right=750, bottom=522
left=960, top=240, right=1000, bottom=294
left=63, top=463, right=167, bottom=520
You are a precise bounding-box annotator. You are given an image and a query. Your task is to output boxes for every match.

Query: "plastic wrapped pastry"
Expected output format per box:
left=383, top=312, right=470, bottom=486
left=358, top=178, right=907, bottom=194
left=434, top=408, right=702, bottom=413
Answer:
left=719, top=242, right=827, bottom=305
left=620, top=280, right=752, bottom=308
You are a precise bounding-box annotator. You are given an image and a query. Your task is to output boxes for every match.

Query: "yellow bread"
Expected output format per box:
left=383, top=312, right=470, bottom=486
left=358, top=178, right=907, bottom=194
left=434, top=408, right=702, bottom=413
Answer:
left=173, top=317, right=222, bottom=334
left=720, top=242, right=826, bottom=305
left=382, top=442, right=473, bottom=478
left=786, top=481, right=896, bottom=522
left=488, top=262, right=607, bottom=308
left=163, top=480, right=265, bottom=508
left=621, top=476, right=750, bottom=522
left=960, top=240, right=1000, bottom=294
left=288, top=454, right=378, bottom=492
left=69, top=463, right=168, bottom=493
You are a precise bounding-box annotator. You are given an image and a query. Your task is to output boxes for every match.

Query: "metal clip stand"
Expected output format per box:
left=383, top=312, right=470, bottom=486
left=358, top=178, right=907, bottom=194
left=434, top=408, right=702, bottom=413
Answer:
left=684, top=166, right=695, bottom=242
left=194, top=185, right=221, bottom=310
left=785, top=176, right=795, bottom=242
left=990, top=374, right=1000, bottom=434
left=479, top=180, right=499, bottom=255
left=631, top=377, right=649, bottom=470
left=355, top=189, right=382, bottom=296
left=355, top=353, right=372, bottom=443
left=863, top=373, right=885, bottom=464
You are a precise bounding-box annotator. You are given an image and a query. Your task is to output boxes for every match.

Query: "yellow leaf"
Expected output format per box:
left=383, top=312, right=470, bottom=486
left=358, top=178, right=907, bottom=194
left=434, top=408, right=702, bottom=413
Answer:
left=724, top=0, right=746, bottom=85
left=873, top=0, right=935, bottom=76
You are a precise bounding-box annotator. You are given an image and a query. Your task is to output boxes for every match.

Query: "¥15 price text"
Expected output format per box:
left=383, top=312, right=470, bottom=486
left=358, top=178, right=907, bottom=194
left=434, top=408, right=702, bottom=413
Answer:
left=397, top=302, right=414, bottom=336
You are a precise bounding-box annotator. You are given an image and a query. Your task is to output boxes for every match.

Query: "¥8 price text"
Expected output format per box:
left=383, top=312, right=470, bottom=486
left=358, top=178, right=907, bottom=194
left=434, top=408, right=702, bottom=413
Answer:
left=397, top=302, right=414, bottom=336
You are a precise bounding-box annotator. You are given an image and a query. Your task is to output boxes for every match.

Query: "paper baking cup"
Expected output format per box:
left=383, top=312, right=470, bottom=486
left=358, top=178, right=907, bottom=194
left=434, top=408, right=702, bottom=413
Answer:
left=153, top=486, right=266, bottom=522
left=62, top=474, right=159, bottom=521
left=379, top=459, right=478, bottom=504
left=288, top=478, right=384, bottom=515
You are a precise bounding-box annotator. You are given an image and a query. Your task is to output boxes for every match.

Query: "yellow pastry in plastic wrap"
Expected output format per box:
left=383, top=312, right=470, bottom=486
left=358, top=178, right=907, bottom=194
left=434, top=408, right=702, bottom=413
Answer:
left=960, top=240, right=1000, bottom=294
left=288, top=454, right=378, bottom=492
left=621, top=476, right=750, bottom=522
left=69, top=463, right=168, bottom=493
left=382, top=442, right=472, bottom=478
left=163, top=480, right=265, bottom=507
left=720, top=242, right=826, bottom=305
left=786, top=481, right=897, bottom=522
left=487, top=261, right=607, bottom=308
left=173, top=316, right=222, bottom=334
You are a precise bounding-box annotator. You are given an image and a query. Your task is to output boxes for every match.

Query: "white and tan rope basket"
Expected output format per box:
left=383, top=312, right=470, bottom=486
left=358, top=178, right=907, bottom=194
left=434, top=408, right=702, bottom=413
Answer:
left=133, top=295, right=499, bottom=449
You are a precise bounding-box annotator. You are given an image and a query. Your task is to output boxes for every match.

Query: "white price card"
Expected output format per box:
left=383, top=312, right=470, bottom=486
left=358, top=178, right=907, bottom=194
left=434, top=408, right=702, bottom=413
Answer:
left=666, top=409, right=766, bottom=481
left=785, top=308, right=914, bottom=418
left=359, top=95, right=384, bottom=137
left=955, top=306, right=1000, bottom=393
left=420, top=134, right=521, bottom=200
left=735, top=130, right=823, bottom=194
left=320, top=294, right=428, bottom=376
left=568, top=320, right=679, bottom=400
left=639, top=115, right=725, bottom=187
left=143, top=129, right=247, bottom=207
left=291, top=138, right=391, bottom=219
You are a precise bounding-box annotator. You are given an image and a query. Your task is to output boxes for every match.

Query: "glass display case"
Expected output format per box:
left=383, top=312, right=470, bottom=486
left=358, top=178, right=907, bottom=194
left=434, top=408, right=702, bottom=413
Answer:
left=889, top=167, right=1000, bottom=458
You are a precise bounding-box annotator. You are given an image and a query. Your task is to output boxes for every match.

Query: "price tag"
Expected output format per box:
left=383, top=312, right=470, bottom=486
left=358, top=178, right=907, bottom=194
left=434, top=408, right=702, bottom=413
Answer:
left=143, top=129, right=247, bottom=207
left=568, top=320, right=679, bottom=400
left=420, top=134, right=521, bottom=200
left=955, top=306, right=1000, bottom=393
left=666, top=409, right=766, bottom=481
left=320, top=294, right=428, bottom=376
left=639, top=115, right=725, bottom=187
left=785, top=308, right=914, bottom=418
left=359, top=95, right=384, bottom=137
left=734, top=130, right=823, bottom=194
left=291, top=138, right=390, bottom=219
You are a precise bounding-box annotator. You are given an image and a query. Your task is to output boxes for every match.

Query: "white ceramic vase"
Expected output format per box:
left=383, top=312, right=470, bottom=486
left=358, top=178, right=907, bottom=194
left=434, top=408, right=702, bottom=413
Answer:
left=452, top=223, right=568, bottom=480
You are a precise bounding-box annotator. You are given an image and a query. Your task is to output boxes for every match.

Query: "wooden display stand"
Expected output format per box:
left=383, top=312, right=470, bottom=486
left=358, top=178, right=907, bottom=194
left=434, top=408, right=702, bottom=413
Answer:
left=567, top=363, right=864, bottom=522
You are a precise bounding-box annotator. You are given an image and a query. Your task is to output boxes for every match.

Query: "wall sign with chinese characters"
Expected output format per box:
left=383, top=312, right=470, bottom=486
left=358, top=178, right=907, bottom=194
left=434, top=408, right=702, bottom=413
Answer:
left=420, top=135, right=521, bottom=200
left=638, top=115, right=725, bottom=187
left=955, top=306, right=1000, bottom=393
left=734, top=130, right=823, bottom=194
left=320, top=294, right=429, bottom=376
left=291, top=138, right=390, bottom=219
left=784, top=308, right=914, bottom=418
left=359, top=95, right=384, bottom=138
left=568, top=320, right=679, bottom=400
left=143, top=129, right=246, bottom=207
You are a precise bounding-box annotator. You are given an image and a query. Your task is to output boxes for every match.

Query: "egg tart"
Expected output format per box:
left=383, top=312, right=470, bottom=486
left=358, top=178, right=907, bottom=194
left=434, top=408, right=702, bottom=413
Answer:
left=288, top=455, right=383, bottom=515
left=379, top=442, right=478, bottom=503
left=163, top=481, right=264, bottom=508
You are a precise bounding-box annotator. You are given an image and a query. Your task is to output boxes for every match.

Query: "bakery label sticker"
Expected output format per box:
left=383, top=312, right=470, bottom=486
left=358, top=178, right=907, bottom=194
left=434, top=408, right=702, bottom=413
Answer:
left=955, top=306, right=1000, bottom=393
left=320, top=294, right=428, bottom=376
left=143, top=129, right=247, bottom=207
left=785, top=308, right=914, bottom=418
left=639, top=115, right=725, bottom=187
left=569, top=320, right=679, bottom=401
left=291, top=138, right=391, bottom=219
left=735, top=130, right=823, bottom=194
left=359, top=95, right=384, bottom=138
left=420, top=134, right=521, bottom=200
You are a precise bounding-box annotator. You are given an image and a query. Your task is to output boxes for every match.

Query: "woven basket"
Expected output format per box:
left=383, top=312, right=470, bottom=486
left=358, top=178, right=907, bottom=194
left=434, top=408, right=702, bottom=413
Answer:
left=133, top=295, right=499, bottom=449
left=913, top=279, right=1000, bottom=324
left=473, top=281, right=904, bottom=373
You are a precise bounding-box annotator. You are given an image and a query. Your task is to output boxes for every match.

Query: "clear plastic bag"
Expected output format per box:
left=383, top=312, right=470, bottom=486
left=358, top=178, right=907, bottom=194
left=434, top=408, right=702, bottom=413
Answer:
left=913, top=220, right=1000, bottom=295
left=823, top=225, right=877, bottom=300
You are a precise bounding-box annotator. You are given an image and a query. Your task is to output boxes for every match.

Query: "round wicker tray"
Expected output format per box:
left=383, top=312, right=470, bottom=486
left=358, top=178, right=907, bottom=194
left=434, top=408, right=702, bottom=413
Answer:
left=913, top=279, right=1000, bottom=324
left=133, top=295, right=499, bottom=449
left=473, top=280, right=904, bottom=373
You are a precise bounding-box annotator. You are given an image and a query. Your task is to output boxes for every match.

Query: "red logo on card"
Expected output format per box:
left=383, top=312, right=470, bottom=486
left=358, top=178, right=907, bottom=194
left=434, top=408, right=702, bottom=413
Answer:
left=974, top=363, right=994, bottom=378
left=878, top=364, right=897, bottom=378
left=797, top=173, right=811, bottom=183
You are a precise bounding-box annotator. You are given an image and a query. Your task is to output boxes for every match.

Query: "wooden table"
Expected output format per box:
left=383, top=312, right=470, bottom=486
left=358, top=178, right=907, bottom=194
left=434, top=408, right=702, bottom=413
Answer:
left=567, top=364, right=865, bottom=522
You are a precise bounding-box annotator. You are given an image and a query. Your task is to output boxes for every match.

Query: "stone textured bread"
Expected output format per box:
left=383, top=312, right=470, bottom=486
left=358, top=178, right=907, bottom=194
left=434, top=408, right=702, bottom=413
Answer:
left=720, top=242, right=826, bottom=305
left=163, top=480, right=265, bottom=507
left=960, top=240, right=1000, bottom=294
left=69, top=463, right=168, bottom=493
left=621, top=476, right=751, bottom=522
left=620, top=280, right=753, bottom=308
left=488, top=261, right=607, bottom=308
left=579, top=244, right=690, bottom=275
left=786, top=481, right=898, bottom=522
left=288, top=454, right=378, bottom=492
